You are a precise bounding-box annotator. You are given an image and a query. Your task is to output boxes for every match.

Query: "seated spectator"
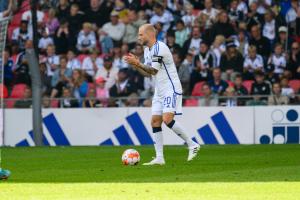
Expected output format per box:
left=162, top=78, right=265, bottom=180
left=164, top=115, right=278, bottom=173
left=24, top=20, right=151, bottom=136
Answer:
left=249, top=25, right=271, bottom=60
left=154, top=22, right=165, bottom=42
left=125, top=93, right=139, bottom=107
left=243, top=45, right=264, bottom=80
left=38, top=28, right=54, bottom=53
left=40, top=63, right=52, bottom=95
left=210, top=11, right=235, bottom=43
left=251, top=71, right=271, bottom=96
left=262, top=9, right=277, bottom=47
left=42, top=95, right=51, bottom=108
left=220, top=40, right=244, bottom=81
left=275, top=26, right=292, bottom=52
left=267, top=43, right=286, bottom=78
left=45, top=8, right=60, bottom=36
left=3, top=48, right=14, bottom=89
left=95, top=76, right=109, bottom=107
left=182, top=26, right=202, bottom=56
left=71, top=69, right=89, bottom=104
left=56, top=0, right=70, bottom=20
left=173, top=52, right=190, bottom=95
left=287, top=41, right=300, bottom=79
left=236, top=29, right=249, bottom=57
left=12, top=20, right=32, bottom=51
left=268, top=82, right=289, bottom=105
left=83, top=88, right=101, bottom=108
left=66, top=49, right=81, bottom=70
left=228, top=0, right=245, bottom=22
left=44, top=44, right=59, bottom=77
left=59, top=87, right=79, bottom=108
left=101, top=11, right=125, bottom=47
left=190, top=41, right=215, bottom=90
left=82, top=49, right=103, bottom=78
left=175, top=19, right=190, bottom=48
left=208, top=68, right=229, bottom=95
left=21, top=4, right=45, bottom=34
left=14, top=41, right=32, bottom=85
left=15, top=87, right=32, bottom=108
left=198, top=83, right=218, bottom=106
left=233, top=74, right=248, bottom=95
left=50, top=56, right=72, bottom=97
left=54, top=19, right=70, bottom=54
left=67, top=3, right=84, bottom=47
left=150, top=3, right=174, bottom=32
left=95, top=54, right=119, bottom=89
left=220, top=87, right=238, bottom=107
left=166, top=31, right=182, bottom=54
left=76, top=22, right=96, bottom=53
left=112, top=45, right=129, bottom=69
left=181, top=3, right=196, bottom=29
left=109, top=68, right=137, bottom=98
left=211, top=35, right=226, bottom=67
left=202, top=0, right=219, bottom=28
left=280, top=76, right=295, bottom=98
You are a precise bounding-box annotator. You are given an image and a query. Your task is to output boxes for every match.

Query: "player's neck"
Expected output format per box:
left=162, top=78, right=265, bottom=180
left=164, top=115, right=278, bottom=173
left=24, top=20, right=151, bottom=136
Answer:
left=148, top=40, right=157, bottom=49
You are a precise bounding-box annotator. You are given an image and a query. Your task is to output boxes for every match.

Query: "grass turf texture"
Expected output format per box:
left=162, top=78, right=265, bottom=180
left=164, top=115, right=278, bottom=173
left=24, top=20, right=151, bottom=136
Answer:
left=0, top=145, right=299, bottom=199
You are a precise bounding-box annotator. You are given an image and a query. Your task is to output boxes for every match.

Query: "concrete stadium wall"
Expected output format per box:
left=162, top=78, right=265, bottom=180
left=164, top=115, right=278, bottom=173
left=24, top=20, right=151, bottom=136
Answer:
left=4, top=106, right=300, bottom=146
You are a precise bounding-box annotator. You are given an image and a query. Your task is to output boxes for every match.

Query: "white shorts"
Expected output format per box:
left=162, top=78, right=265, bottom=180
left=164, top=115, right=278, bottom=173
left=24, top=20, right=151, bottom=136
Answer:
left=151, top=92, right=182, bottom=116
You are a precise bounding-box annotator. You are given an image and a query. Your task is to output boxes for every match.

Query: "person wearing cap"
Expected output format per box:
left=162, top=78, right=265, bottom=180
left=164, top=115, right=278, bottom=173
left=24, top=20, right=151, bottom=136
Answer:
left=276, top=26, right=292, bottom=52
left=101, top=10, right=126, bottom=47
left=95, top=54, right=119, bottom=89
left=95, top=76, right=109, bottom=107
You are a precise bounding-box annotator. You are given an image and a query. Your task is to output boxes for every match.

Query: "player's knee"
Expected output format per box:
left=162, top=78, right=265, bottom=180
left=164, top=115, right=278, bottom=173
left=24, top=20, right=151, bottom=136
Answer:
left=163, top=115, right=175, bottom=128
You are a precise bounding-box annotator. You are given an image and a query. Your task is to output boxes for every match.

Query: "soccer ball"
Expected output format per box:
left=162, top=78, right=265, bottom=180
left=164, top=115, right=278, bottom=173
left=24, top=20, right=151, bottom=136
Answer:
left=122, top=149, right=140, bottom=165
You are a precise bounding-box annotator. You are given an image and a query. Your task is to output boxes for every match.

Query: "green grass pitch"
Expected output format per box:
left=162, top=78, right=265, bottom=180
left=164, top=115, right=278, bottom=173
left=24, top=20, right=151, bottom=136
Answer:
left=0, top=145, right=300, bottom=200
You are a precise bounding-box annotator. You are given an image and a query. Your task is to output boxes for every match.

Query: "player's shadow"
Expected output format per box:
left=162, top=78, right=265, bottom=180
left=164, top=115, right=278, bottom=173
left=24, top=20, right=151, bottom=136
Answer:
left=1, top=145, right=300, bottom=183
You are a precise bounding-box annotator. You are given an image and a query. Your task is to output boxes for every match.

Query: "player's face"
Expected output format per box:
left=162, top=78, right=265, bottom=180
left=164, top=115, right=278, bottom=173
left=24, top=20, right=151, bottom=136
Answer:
left=138, top=28, right=148, bottom=46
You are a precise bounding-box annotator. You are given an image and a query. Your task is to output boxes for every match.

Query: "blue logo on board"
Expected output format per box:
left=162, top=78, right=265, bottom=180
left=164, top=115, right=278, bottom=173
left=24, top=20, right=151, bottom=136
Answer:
left=16, top=113, right=70, bottom=146
left=260, top=109, right=299, bottom=144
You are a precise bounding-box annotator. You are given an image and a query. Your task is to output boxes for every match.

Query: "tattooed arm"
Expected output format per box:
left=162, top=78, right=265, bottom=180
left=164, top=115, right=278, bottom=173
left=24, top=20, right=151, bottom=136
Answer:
left=124, top=53, right=158, bottom=77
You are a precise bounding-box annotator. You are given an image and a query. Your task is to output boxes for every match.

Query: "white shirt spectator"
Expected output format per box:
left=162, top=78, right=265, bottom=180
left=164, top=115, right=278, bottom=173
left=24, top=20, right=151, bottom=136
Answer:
left=82, top=56, right=104, bottom=76
left=22, top=10, right=45, bottom=34
left=212, top=44, right=226, bottom=67
left=202, top=8, right=219, bottom=27
left=263, top=20, right=276, bottom=41
left=67, top=58, right=81, bottom=71
left=243, top=54, right=264, bottom=72
left=237, top=1, right=248, bottom=15
left=95, top=66, right=119, bottom=89
left=102, top=22, right=125, bottom=42
left=112, top=58, right=129, bottom=69
left=189, top=38, right=202, bottom=55
left=150, top=10, right=174, bottom=32
left=281, top=87, right=295, bottom=97
left=12, top=27, right=33, bottom=49
left=76, top=30, right=96, bottom=51
left=286, top=7, right=298, bottom=23
left=268, top=54, right=286, bottom=74
left=45, top=55, right=59, bottom=76
left=182, top=14, right=196, bottom=27
left=38, top=36, right=54, bottom=50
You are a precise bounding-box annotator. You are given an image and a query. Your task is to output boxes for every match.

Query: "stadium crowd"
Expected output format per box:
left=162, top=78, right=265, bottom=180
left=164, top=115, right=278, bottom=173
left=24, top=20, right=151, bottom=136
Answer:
left=1, top=0, right=300, bottom=108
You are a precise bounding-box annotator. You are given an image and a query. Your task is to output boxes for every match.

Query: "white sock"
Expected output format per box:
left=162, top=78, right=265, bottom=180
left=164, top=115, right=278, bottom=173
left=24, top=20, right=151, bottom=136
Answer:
left=168, top=120, right=196, bottom=147
left=152, top=127, right=164, bottom=159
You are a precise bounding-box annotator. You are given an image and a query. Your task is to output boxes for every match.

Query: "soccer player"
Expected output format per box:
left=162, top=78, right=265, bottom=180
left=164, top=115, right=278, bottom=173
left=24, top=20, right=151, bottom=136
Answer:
left=124, top=24, right=200, bottom=165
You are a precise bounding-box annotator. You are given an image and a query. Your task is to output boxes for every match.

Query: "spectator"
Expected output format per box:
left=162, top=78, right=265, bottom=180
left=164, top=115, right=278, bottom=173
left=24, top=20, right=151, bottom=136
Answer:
left=70, top=69, right=89, bottom=104
left=202, top=0, right=219, bottom=28
left=287, top=41, right=300, bottom=79
left=44, top=44, right=60, bottom=77
left=198, top=83, right=219, bottom=106
left=84, top=0, right=113, bottom=28
left=268, top=82, right=289, bottom=105
left=125, top=93, right=140, bottom=107
left=59, top=87, right=79, bottom=108
left=95, top=54, right=119, bottom=89
left=276, top=26, right=293, bottom=52
left=12, top=20, right=32, bottom=51
left=262, top=9, right=278, bottom=47
left=220, top=87, right=238, bottom=106
left=166, top=31, right=181, bottom=54
left=228, top=0, right=245, bottom=22
left=236, top=29, right=249, bottom=56
left=101, top=11, right=126, bottom=47
left=267, top=43, right=286, bottom=78
left=54, top=19, right=70, bottom=54
left=175, top=19, right=190, bottom=48
left=280, top=76, right=295, bottom=98
left=83, top=88, right=100, bottom=108
left=67, top=4, right=84, bottom=47
left=208, top=68, right=229, bottom=95
left=251, top=71, right=271, bottom=96
left=243, top=45, right=264, bottom=80
left=66, top=49, right=81, bottom=70
left=220, top=40, right=244, bottom=81
left=211, top=35, right=225, bottom=67
left=14, top=87, right=32, bottom=108
left=181, top=3, right=196, bottom=29
left=150, top=3, right=174, bottom=32
left=40, top=63, right=52, bottom=95
left=190, top=41, right=215, bottom=90
left=95, top=76, right=109, bottom=107
left=210, top=11, right=235, bottom=43
left=154, top=22, right=165, bottom=42
left=42, top=95, right=51, bottom=108
left=38, top=28, right=54, bottom=53
left=3, top=48, right=14, bottom=89
left=233, top=74, right=248, bottom=95
left=56, top=0, right=70, bottom=20
left=82, top=49, right=103, bottom=78
left=45, top=8, right=60, bottom=36
left=50, top=56, right=72, bottom=97
left=249, top=25, right=271, bottom=60
left=21, top=4, right=45, bottom=34
left=76, top=22, right=97, bottom=53
left=182, top=26, right=202, bottom=56
left=246, top=1, right=263, bottom=31
left=173, top=52, right=190, bottom=95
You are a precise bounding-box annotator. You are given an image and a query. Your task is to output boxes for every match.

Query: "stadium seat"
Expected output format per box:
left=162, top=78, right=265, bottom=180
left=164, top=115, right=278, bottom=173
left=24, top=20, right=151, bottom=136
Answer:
left=184, top=98, right=198, bottom=107
left=50, top=99, right=59, bottom=108
left=5, top=100, right=16, bottom=108
left=10, top=84, right=27, bottom=98
left=191, top=81, right=205, bottom=96
left=0, top=84, right=8, bottom=98
left=227, top=80, right=234, bottom=87
left=243, top=80, right=254, bottom=93
left=288, top=80, right=300, bottom=93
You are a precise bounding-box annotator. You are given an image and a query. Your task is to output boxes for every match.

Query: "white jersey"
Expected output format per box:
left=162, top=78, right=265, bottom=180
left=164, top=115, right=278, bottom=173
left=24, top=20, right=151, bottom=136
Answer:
left=144, top=41, right=182, bottom=97
left=144, top=41, right=183, bottom=115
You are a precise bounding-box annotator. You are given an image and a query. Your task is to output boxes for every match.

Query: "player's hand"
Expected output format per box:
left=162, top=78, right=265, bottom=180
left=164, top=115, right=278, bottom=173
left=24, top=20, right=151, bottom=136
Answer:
left=123, top=53, right=140, bottom=67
